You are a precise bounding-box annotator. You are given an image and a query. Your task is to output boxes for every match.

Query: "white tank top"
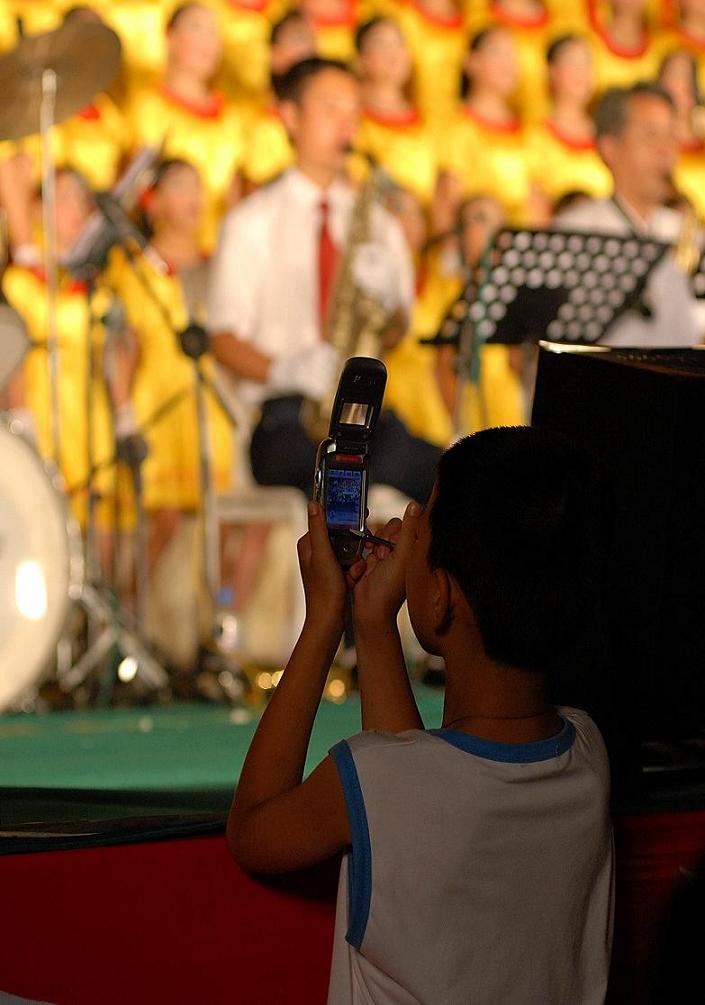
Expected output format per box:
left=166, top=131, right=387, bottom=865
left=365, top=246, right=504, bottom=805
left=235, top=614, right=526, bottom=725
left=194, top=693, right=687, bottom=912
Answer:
left=327, top=708, right=614, bottom=1004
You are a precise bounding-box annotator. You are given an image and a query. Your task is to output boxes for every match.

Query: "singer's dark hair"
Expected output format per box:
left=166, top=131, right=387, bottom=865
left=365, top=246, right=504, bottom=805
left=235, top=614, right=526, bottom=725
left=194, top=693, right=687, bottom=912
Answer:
left=277, top=56, right=356, bottom=104
left=546, top=33, right=587, bottom=65
left=428, top=426, right=606, bottom=674
left=166, top=2, right=207, bottom=32
left=41, top=166, right=95, bottom=209
left=658, top=47, right=704, bottom=108
left=355, top=16, right=400, bottom=54
left=460, top=24, right=509, bottom=100
left=594, top=81, right=675, bottom=138
left=270, top=9, right=308, bottom=46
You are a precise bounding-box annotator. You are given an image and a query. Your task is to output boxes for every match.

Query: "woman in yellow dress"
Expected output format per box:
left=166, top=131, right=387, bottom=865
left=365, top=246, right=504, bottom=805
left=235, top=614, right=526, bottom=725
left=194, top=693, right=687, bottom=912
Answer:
left=354, top=16, right=438, bottom=205
left=106, top=159, right=234, bottom=571
left=526, top=34, right=612, bottom=206
left=393, top=0, right=468, bottom=131
left=215, top=0, right=285, bottom=105
left=126, top=2, right=245, bottom=251
left=1, top=165, right=116, bottom=531
left=657, top=1, right=705, bottom=92
left=242, top=9, right=317, bottom=187
left=658, top=46, right=705, bottom=218
left=436, top=25, right=541, bottom=228
left=587, top=0, right=661, bottom=92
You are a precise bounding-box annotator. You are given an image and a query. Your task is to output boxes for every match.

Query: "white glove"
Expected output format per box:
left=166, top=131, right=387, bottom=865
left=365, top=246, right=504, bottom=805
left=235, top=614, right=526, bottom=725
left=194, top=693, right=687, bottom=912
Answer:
left=7, top=407, right=37, bottom=445
left=352, top=242, right=399, bottom=313
left=268, top=343, right=340, bottom=400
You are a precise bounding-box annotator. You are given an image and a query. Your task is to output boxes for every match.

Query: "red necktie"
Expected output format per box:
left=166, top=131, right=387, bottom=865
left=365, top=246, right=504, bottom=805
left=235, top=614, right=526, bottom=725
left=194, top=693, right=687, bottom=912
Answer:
left=318, top=198, right=338, bottom=335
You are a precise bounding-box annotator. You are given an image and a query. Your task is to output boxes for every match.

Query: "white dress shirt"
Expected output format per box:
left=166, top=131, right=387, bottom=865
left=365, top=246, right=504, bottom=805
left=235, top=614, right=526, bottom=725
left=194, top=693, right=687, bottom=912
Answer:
left=207, top=168, right=415, bottom=405
left=555, top=198, right=702, bottom=347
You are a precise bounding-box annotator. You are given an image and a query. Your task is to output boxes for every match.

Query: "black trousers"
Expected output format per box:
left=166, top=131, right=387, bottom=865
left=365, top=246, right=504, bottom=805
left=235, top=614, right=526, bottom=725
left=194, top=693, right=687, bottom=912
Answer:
left=250, top=395, right=442, bottom=504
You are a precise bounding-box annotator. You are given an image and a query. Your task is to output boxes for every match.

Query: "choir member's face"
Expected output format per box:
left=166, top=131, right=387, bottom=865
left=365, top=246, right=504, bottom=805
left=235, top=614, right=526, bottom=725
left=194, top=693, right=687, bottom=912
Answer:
left=168, top=4, right=222, bottom=81
left=52, top=172, right=94, bottom=252
left=459, top=197, right=504, bottom=266
left=549, top=40, right=594, bottom=107
left=282, top=69, right=361, bottom=171
left=150, top=164, right=204, bottom=233
left=465, top=29, right=518, bottom=99
left=357, top=22, right=412, bottom=88
left=600, top=95, right=679, bottom=204
left=270, top=17, right=317, bottom=76
left=609, top=0, right=648, bottom=16
left=659, top=52, right=698, bottom=115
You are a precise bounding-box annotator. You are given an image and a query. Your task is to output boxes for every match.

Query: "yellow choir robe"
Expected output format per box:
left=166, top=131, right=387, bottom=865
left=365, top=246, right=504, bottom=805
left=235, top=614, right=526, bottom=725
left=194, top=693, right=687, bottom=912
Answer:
left=106, top=251, right=234, bottom=512
left=101, top=0, right=171, bottom=90
left=8, top=0, right=67, bottom=36
left=588, top=7, right=662, bottom=91
left=674, top=139, right=705, bottom=222
left=2, top=265, right=116, bottom=525
left=525, top=119, right=612, bottom=204
left=439, top=106, right=534, bottom=225
left=215, top=0, right=283, bottom=104
left=393, top=0, right=468, bottom=131
left=355, top=107, right=437, bottom=204
left=54, top=94, right=128, bottom=192
left=0, top=1, right=18, bottom=52
left=310, top=0, right=360, bottom=62
left=410, top=259, right=524, bottom=435
left=126, top=86, right=246, bottom=250
left=384, top=269, right=454, bottom=448
left=242, top=106, right=294, bottom=186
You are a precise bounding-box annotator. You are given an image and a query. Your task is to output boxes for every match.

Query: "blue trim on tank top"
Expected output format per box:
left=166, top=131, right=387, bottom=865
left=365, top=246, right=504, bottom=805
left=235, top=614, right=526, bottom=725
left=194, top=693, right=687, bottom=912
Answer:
left=429, top=716, right=576, bottom=763
left=330, top=739, right=372, bottom=949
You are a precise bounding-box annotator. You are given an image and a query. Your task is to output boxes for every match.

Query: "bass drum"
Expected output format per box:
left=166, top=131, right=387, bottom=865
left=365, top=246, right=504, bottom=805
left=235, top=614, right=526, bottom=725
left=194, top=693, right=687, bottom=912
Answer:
left=0, top=423, right=82, bottom=710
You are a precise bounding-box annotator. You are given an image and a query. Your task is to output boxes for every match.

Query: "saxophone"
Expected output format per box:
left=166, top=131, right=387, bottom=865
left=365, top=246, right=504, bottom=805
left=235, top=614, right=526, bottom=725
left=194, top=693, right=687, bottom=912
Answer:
left=301, top=163, right=393, bottom=442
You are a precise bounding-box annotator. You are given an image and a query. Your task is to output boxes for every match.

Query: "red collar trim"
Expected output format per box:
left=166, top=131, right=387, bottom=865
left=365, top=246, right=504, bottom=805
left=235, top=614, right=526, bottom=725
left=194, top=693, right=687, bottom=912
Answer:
left=78, top=103, right=101, bottom=121
left=490, top=1, right=548, bottom=30
left=462, top=104, right=520, bottom=133
left=228, top=0, right=268, bottom=12
left=363, top=105, right=421, bottom=128
left=545, top=118, right=596, bottom=151
left=312, top=0, right=357, bottom=28
left=410, top=1, right=463, bottom=30
left=592, top=19, right=650, bottom=58
left=160, top=85, right=225, bottom=120
left=674, top=25, right=705, bottom=52
left=681, top=136, right=705, bottom=154
left=29, top=266, right=87, bottom=294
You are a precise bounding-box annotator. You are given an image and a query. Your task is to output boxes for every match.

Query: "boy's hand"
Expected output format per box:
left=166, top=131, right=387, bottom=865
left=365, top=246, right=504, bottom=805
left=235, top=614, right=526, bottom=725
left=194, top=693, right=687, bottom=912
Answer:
left=298, top=501, right=356, bottom=633
left=351, top=503, right=421, bottom=630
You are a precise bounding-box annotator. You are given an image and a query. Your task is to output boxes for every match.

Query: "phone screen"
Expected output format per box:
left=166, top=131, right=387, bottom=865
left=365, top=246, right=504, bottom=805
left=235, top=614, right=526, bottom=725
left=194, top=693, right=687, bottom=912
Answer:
left=325, top=468, right=363, bottom=529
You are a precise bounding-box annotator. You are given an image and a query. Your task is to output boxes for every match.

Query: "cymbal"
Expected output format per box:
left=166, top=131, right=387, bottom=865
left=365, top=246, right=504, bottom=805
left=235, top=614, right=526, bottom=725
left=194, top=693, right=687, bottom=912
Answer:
left=0, top=20, right=122, bottom=142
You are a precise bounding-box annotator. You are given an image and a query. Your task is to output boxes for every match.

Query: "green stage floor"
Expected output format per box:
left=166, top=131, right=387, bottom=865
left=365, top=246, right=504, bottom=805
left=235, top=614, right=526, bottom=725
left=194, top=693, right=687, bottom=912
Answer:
left=0, top=689, right=445, bottom=833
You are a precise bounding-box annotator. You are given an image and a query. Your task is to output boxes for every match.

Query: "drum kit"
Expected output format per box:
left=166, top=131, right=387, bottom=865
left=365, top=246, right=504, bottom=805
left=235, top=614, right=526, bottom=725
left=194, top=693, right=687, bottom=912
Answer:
left=0, top=18, right=229, bottom=713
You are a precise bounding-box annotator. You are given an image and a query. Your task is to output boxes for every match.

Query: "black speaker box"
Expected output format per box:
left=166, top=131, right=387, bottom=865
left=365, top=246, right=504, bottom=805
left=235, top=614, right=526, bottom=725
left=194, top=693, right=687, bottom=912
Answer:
left=532, top=345, right=705, bottom=753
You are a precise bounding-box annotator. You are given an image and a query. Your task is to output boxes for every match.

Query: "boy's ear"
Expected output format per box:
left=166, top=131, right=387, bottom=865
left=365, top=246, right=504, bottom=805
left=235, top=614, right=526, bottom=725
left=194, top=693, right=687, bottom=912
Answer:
left=432, top=567, right=454, bottom=636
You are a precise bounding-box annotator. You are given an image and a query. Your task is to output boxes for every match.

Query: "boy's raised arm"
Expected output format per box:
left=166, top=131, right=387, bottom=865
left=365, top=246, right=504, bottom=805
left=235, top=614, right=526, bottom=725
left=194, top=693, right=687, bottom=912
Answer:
left=227, top=503, right=351, bottom=873
left=352, top=504, right=425, bottom=733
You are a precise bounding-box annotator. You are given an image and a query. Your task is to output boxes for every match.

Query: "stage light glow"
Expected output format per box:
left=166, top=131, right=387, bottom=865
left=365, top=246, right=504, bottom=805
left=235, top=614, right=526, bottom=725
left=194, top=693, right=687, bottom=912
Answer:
left=15, top=560, right=48, bottom=620
left=118, top=657, right=138, bottom=682
left=328, top=679, right=345, bottom=701
left=271, top=670, right=283, bottom=687
left=256, top=671, right=273, bottom=690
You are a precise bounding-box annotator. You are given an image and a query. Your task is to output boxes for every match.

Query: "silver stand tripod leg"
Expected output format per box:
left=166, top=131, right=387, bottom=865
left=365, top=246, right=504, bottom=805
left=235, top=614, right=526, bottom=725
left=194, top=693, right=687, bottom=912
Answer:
left=39, top=68, right=61, bottom=466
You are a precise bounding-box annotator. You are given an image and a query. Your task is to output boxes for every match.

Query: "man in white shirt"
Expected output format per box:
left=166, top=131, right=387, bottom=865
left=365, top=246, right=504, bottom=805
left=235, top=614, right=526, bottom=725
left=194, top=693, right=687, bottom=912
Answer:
left=555, top=81, right=703, bottom=347
left=208, top=57, right=442, bottom=501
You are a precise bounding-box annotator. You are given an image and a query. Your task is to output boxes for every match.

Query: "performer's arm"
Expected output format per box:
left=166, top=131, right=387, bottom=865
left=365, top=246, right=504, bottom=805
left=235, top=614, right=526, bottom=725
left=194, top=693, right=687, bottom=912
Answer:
left=210, top=330, right=271, bottom=382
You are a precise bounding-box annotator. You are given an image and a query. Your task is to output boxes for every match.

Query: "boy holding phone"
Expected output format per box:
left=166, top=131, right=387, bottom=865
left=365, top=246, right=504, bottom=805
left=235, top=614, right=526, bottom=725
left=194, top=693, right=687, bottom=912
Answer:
left=228, top=426, right=614, bottom=1003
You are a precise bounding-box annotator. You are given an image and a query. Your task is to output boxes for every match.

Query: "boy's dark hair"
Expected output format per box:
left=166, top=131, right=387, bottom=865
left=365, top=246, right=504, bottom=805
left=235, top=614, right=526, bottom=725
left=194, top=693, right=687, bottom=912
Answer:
left=428, top=426, right=604, bottom=673
left=276, top=56, right=355, bottom=104
left=594, top=81, right=675, bottom=139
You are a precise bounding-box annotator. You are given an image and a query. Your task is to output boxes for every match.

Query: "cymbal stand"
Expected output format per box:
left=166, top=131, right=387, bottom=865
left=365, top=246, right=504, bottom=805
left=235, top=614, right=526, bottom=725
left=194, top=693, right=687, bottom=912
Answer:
left=39, top=68, right=61, bottom=466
